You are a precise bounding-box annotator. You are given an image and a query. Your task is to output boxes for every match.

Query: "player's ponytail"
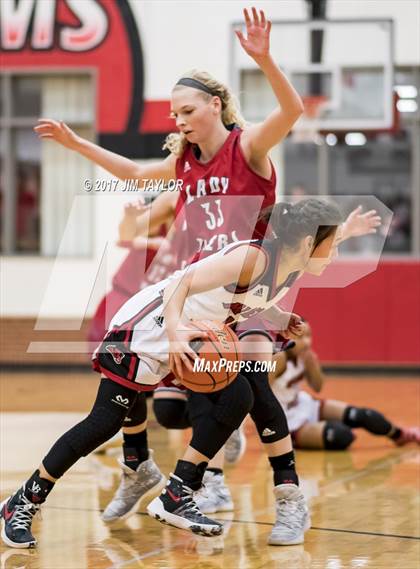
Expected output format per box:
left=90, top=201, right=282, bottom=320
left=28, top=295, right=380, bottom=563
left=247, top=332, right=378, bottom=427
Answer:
left=259, top=199, right=343, bottom=250
left=163, top=70, right=246, bottom=157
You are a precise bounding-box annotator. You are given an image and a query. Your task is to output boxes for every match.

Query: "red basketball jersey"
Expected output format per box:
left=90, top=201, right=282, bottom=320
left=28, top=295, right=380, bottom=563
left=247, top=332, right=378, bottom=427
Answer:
left=174, top=126, right=276, bottom=265
left=112, top=225, right=168, bottom=296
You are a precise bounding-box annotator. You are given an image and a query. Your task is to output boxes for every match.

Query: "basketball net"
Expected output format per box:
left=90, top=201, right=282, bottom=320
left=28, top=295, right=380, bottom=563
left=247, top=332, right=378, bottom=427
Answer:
left=291, top=95, right=327, bottom=144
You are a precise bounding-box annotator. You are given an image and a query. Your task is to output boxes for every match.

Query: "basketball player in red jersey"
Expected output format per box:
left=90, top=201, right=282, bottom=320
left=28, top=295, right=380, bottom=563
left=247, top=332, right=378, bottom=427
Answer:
left=88, top=197, right=174, bottom=345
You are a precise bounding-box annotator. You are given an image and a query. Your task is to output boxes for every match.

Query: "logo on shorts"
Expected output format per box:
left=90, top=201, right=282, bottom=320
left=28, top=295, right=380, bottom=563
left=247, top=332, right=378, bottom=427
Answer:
left=184, top=161, right=191, bottom=173
left=253, top=287, right=264, bottom=297
left=262, top=427, right=276, bottom=437
left=112, top=394, right=130, bottom=408
left=106, top=344, right=125, bottom=365
left=154, top=315, right=164, bottom=327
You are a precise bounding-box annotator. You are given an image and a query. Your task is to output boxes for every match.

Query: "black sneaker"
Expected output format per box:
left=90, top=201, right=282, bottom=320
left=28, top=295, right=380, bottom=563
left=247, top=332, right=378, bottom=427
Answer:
left=0, top=488, right=39, bottom=549
left=147, top=474, right=223, bottom=536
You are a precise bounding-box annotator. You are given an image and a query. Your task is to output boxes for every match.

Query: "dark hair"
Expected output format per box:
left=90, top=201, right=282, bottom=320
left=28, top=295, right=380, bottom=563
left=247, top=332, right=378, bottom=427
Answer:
left=259, top=198, right=343, bottom=251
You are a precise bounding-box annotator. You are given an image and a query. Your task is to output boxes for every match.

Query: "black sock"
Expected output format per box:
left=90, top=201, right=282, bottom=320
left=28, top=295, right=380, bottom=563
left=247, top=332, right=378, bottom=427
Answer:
left=123, top=430, right=149, bottom=470
left=269, top=451, right=299, bottom=487
left=174, top=460, right=208, bottom=491
left=21, top=469, right=55, bottom=505
left=207, top=467, right=223, bottom=476
left=390, top=428, right=402, bottom=441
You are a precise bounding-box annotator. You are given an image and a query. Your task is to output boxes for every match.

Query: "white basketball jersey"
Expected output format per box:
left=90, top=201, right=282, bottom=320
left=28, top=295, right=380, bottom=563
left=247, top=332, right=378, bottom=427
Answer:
left=271, top=356, right=306, bottom=408
left=109, top=239, right=300, bottom=362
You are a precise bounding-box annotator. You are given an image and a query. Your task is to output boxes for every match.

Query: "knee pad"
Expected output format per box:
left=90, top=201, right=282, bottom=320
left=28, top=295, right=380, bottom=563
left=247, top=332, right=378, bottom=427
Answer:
left=123, top=392, right=147, bottom=427
left=64, top=378, right=137, bottom=457
left=188, top=376, right=253, bottom=459
left=344, top=406, right=392, bottom=436
left=64, top=403, right=127, bottom=457
left=245, top=366, right=289, bottom=443
left=153, top=398, right=191, bottom=429
left=42, top=379, right=136, bottom=478
left=323, top=421, right=355, bottom=450
left=212, top=374, right=254, bottom=429
left=188, top=375, right=253, bottom=430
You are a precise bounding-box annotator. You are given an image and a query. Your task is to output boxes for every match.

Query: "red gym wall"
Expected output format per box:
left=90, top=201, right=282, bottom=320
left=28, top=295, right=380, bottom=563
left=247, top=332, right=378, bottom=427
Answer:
left=294, top=260, right=420, bottom=365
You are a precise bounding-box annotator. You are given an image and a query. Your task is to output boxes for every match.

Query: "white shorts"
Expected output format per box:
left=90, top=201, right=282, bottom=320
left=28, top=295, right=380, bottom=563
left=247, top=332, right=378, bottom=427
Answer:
left=285, top=391, right=321, bottom=432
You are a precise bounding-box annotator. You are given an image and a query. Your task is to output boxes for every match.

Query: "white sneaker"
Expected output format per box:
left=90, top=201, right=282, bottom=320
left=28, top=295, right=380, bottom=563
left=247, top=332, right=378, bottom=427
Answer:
left=267, top=484, right=311, bottom=546
left=194, top=471, right=234, bottom=514
left=102, top=450, right=165, bottom=522
left=224, top=427, right=246, bottom=464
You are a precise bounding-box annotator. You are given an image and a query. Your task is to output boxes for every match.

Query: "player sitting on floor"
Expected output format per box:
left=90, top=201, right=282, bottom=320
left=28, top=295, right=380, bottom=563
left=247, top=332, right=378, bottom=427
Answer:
left=269, top=321, right=420, bottom=449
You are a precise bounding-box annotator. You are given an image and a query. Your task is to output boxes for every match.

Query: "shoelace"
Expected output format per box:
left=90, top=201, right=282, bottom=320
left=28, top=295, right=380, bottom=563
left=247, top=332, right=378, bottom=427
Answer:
left=116, top=471, right=143, bottom=498
left=178, top=485, right=212, bottom=519
left=275, top=498, right=304, bottom=530
left=10, top=496, right=39, bottom=531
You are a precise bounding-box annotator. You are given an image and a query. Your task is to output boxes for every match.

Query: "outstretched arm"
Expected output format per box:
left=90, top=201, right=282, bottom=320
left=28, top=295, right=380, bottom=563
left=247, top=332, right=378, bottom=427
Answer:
left=34, top=119, right=177, bottom=182
left=260, top=304, right=304, bottom=339
left=338, top=205, right=382, bottom=243
left=238, top=8, right=304, bottom=161
left=135, top=190, right=178, bottom=237
left=118, top=199, right=151, bottom=243
left=118, top=191, right=178, bottom=243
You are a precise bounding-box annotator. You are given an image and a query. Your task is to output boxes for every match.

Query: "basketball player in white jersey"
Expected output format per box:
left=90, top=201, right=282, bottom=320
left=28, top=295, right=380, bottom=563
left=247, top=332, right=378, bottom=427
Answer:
left=270, top=321, right=420, bottom=449
left=1, top=198, right=342, bottom=548
left=33, top=7, right=310, bottom=544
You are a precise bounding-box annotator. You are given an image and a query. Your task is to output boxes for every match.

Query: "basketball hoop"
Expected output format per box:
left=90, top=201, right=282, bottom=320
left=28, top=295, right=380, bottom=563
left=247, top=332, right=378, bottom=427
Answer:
left=292, top=95, right=327, bottom=144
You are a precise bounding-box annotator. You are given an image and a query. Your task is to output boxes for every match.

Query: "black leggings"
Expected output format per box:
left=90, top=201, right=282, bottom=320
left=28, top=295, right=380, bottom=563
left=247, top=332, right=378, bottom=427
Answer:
left=244, top=364, right=290, bottom=444
left=188, top=374, right=254, bottom=458
left=153, top=365, right=289, bottom=446
left=123, top=391, right=148, bottom=427
left=43, top=374, right=254, bottom=478
left=43, top=378, right=138, bottom=478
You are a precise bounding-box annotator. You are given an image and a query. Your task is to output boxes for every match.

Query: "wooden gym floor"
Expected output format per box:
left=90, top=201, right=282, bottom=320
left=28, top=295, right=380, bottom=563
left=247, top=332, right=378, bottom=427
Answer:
left=0, top=373, right=419, bottom=568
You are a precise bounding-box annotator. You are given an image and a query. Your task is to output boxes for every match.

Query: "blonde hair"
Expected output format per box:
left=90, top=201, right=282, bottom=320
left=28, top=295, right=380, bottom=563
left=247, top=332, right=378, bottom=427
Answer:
left=163, top=69, right=246, bottom=157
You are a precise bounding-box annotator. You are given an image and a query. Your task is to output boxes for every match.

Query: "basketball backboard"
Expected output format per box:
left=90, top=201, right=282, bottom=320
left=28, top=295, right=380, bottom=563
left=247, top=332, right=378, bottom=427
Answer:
left=233, top=19, right=394, bottom=132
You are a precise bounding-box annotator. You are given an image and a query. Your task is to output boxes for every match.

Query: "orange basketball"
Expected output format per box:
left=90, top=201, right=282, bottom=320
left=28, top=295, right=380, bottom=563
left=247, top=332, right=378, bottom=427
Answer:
left=177, top=321, right=241, bottom=393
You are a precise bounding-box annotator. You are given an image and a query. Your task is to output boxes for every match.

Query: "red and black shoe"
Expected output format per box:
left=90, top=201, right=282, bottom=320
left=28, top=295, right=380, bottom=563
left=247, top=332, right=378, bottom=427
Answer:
left=0, top=487, right=39, bottom=549
left=147, top=474, right=223, bottom=537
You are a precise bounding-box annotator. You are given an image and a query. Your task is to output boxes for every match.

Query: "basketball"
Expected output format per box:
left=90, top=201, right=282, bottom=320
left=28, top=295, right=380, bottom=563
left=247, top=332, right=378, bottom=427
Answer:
left=177, top=320, right=241, bottom=393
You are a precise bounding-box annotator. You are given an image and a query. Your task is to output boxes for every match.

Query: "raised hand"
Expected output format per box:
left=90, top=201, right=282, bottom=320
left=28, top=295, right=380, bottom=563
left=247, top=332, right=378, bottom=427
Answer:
left=34, top=119, right=81, bottom=150
left=280, top=312, right=305, bottom=339
left=343, top=205, right=382, bottom=239
left=123, top=198, right=149, bottom=218
left=235, top=7, right=271, bottom=62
